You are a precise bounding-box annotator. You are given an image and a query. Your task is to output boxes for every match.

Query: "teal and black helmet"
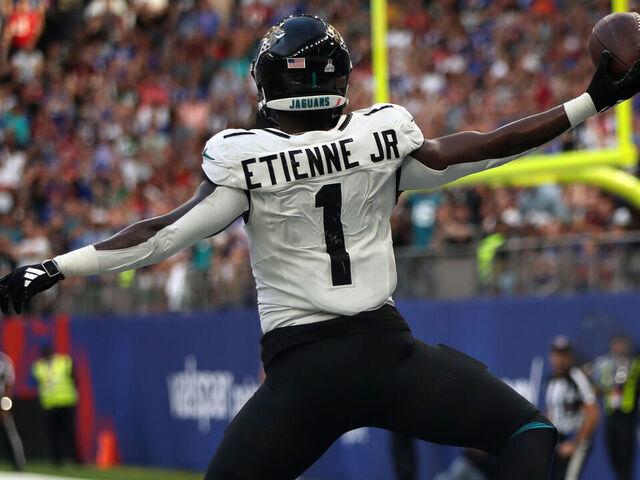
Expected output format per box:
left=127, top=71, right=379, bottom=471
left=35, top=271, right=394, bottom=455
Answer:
left=251, top=15, right=352, bottom=121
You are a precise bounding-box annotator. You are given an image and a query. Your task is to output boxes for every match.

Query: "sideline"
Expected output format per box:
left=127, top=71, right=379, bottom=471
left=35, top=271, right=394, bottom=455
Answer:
left=0, top=474, right=90, bottom=480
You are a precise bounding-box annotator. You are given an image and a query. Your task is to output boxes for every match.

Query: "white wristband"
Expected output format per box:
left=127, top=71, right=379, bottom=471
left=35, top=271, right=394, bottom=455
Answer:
left=563, top=93, right=597, bottom=128
left=54, top=245, right=100, bottom=277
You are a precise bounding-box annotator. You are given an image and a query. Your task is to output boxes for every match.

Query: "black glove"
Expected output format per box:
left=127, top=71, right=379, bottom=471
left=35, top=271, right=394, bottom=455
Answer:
left=0, top=260, right=65, bottom=314
left=587, top=50, right=640, bottom=112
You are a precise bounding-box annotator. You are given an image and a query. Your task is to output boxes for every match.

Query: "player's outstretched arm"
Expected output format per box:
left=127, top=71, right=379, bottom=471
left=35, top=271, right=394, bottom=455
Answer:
left=401, top=51, right=640, bottom=190
left=0, top=179, right=248, bottom=314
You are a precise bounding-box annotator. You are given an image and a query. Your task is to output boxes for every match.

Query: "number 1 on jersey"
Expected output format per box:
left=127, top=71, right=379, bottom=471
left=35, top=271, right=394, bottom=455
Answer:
left=315, top=183, right=352, bottom=286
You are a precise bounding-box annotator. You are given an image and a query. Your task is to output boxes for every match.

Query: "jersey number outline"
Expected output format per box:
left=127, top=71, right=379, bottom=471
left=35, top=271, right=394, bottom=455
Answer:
left=315, top=183, right=353, bottom=286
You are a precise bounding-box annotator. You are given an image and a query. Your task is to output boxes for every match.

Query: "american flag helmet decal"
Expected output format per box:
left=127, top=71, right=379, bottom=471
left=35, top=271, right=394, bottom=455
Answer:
left=287, top=58, right=306, bottom=69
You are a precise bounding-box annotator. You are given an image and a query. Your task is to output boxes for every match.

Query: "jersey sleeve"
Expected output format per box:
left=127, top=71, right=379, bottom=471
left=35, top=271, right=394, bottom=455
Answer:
left=571, top=368, right=597, bottom=405
left=55, top=186, right=249, bottom=276
left=387, top=104, right=424, bottom=155
left=201, top=130, right=248, bottom=189
left=358, top=103, right=424, bottom=157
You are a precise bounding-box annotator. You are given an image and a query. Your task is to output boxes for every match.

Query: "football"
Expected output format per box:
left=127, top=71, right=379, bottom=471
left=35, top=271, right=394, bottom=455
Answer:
left=589, top=11, right=640, bottom=79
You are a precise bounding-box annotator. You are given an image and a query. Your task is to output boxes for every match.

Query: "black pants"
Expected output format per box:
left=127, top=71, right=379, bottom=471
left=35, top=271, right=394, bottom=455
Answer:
left=0, top=414, right=25, bottom=470
left=392, top=433, right=416, bottom=480
left=206, top=307, right=541, bottom=480
left=605, top=411, right=637, bottom=480
left=44, top=406, right=78, bottom=465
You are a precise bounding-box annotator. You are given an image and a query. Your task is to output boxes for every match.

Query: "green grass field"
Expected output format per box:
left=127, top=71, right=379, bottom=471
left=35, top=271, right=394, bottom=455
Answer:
left=0, top=461, right=203, bottom=480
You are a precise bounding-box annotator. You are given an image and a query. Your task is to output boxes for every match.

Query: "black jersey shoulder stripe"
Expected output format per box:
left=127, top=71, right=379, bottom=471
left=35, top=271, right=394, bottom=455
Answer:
left=337, top=113, right=353, bottom=131
left=223, top=131, right=256, bottom=139
left=242, top=190, right=251, bottom=224
left=364, top=104, right=394, bottom=116
left=263, top=128, right=291, bottom=139
left=205, top=214, right=244, bottom=239
left=395, top=168, right=402, bottom=204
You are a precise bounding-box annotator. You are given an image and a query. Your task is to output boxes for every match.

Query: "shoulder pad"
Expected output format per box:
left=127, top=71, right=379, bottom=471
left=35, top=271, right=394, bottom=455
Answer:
left=355, top=103, right=414, bottom=121
left=354, top=103, right=422, bottom=152
left=201, top=130, right=256, bottom=188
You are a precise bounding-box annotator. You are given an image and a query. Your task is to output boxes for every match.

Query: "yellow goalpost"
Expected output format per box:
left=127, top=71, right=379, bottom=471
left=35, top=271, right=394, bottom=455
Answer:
left=371, top=0, right=640, bottom=207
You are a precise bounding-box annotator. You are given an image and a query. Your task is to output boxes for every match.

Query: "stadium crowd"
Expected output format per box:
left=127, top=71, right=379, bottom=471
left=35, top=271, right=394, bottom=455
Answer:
left=0, top=0, right=639, bottom=311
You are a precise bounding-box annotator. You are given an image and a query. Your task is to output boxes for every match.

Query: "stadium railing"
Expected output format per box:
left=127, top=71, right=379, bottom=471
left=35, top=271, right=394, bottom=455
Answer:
left=25, top=231, right=640, bottom=316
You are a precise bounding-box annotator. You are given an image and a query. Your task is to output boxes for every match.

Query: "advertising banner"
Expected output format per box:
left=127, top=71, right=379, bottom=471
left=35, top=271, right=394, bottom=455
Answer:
left=3, top=293, right=640, bottom=479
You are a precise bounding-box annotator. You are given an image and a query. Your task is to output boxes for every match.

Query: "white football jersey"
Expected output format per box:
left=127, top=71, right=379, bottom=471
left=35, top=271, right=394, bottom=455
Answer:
left=202, top=103, right=424, bottom=332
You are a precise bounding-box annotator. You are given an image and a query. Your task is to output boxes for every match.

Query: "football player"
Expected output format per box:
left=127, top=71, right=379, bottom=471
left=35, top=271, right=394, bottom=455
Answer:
left=2, top=15, right=639, bottom=480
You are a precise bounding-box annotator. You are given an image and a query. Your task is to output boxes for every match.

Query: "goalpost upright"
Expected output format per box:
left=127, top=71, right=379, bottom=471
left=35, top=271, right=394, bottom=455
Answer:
left=371, top=0, right=640, bottom=207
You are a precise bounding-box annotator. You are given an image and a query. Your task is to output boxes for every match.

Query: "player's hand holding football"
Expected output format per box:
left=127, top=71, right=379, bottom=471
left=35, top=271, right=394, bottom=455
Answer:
left=0, top=260, right=64, bottom=314
left=587, top=50, right=640, bottom=112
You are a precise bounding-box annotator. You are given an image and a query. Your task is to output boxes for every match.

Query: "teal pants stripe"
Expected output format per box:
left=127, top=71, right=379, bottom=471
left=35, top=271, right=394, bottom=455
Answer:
left=510, top=421, right=556, bottom=440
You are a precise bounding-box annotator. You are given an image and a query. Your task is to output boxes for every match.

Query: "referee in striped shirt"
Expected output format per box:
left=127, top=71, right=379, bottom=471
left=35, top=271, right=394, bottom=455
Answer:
left=545, top=336, right=600, bottom=480
left=0, top=351, right=25, bottom=470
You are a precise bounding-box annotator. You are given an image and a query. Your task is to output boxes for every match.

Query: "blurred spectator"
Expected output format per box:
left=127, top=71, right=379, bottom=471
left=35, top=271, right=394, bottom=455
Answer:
left=545, top=336, right=600, bottom=480
left=477, top=232, right=506, bottom=292
left=133, top=0, right=169, bottom=19
left=14, top=216, right=51, bottom=266
left=407, top=192, right=441, bottom=247
left=4, top=0, right=45, bottom=50
left=31, top=344, right=79, bottom=465
left=434, top=193, right=475, bottom=245
left=42, top=0, right=84, bottom=45
left=0, top=351, right=25, bottom=471
left=592, top=335, right=640, bottom=480
left=0, top=0, right=637, bottom=310
left=0, top=237, right=15, bottom=273
left=0, top=131, right=26, bottom=203
left=520, top=184, right=567, bottom=224
left=84, top=0, right=133, bottom=26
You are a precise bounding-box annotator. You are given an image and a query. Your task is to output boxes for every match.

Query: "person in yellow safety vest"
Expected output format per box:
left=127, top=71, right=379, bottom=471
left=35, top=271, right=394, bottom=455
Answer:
left=477, top=233, right=505, bottom=289
left=31, top=344, right=79, bottom=465
left=592, top=335, right=640, bottom=480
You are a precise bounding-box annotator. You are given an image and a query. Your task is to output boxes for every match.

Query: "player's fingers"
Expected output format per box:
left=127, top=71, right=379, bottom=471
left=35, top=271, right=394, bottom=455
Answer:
left=13, top=289, right=25, bottom=313
left=21, top=294, right=32, bottom=313
left=599, top=50, right=614, bottom=79
left=0, top=291, right=9, bottom=314
left=10, top=294, right=22, bottom=315
left=612, top=60, right=640, bottom=91
left=623, top=59, right=640, bottom=84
